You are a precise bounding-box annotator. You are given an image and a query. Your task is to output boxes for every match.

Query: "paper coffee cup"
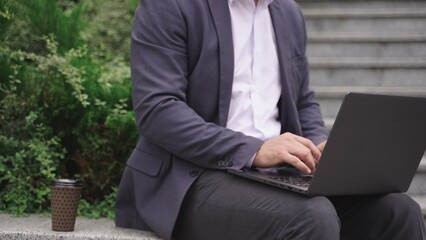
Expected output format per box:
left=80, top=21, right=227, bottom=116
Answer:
left=51, top=179, right=82, bottom=231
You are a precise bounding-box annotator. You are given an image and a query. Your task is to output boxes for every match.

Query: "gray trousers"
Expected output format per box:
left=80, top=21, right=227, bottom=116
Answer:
left=174, top=170, right=426, bottom=240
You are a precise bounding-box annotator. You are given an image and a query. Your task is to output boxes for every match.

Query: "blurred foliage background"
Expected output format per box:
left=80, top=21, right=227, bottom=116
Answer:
left=0, top=0, right=140, bottom=218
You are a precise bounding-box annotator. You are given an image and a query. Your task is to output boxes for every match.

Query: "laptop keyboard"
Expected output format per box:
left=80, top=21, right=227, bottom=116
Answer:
left=269, top=175, right=312, bottom=188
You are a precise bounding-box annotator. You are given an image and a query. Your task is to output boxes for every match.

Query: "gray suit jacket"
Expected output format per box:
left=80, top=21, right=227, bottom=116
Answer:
left=115, top=0, right=328, bottom=239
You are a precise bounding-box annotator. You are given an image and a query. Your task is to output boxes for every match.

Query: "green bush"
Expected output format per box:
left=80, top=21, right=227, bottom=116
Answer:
left=0, top=93, right=65, bottom=216
left=22, top=0, right=84, bottom=53
left=82, top=0, right=139, bottom=61
left=0, top=0, right=139, bottom=218
left=0, top=0, right=14, bottom=42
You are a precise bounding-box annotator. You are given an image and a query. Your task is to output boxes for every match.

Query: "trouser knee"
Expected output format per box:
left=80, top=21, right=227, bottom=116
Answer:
left=339, top=193, right=426, bottom=240
left=380, top=194, right=424, bottom=232
left=278, top=197, right=340, bottom=240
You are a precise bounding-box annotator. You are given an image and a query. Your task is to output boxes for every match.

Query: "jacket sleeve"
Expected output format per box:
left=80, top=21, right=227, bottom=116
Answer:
left=130, top=0, right=263, bottom=169
left=295, top=6, right=329, bottom=145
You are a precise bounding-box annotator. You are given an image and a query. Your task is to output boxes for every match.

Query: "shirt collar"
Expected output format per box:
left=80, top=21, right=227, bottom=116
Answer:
left=228, top=0, right=274, bottom=6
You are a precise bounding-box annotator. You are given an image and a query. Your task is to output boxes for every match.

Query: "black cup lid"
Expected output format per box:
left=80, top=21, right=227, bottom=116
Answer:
left=51, top=179, right=82, bottom=187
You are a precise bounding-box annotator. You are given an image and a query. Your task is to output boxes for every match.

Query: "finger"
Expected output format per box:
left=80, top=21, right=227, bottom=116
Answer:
left=317, top=141, right=327, bottom=153
left=293, top=135, right=321, bottom=160
left=292, top=135, right=322, bottom=161
left=283, top=152, right=312, bottom=174
left=287, top=144, right=316, bottom=173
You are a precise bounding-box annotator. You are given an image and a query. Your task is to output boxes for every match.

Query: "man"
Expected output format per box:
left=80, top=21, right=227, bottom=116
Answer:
left=115, top=0, right=426, bottom=239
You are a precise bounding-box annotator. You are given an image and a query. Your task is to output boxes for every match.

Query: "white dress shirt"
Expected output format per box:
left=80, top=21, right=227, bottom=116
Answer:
left=227, top=0, right=281, bottom=142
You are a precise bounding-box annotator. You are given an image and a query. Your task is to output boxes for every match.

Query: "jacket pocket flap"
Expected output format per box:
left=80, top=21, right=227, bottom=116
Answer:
left=127, top=148, right=164, bottom=177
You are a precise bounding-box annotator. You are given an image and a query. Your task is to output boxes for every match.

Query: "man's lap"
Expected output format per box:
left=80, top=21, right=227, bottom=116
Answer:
left=174, top=169, right=339, bottom=240
left=174, top=169, right=425, bottom=240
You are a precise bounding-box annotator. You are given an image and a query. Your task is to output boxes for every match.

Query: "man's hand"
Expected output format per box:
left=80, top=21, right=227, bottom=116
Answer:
left=253, top=133, right=322, bottom=174
left=317, top=140, right=327, bottom=153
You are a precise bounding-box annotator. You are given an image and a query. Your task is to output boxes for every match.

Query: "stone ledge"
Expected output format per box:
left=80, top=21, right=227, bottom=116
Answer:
left=0, top=214, right=162, bottom=240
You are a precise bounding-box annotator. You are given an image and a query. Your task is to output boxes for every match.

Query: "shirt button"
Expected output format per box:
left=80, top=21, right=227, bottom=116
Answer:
left=189, top=170, right=200, bottom=177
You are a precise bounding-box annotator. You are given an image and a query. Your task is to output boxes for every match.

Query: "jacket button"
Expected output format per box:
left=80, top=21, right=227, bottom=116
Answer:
left=189, top=170, right=200, bottom=177
left=218, top=160, right=226, bottom=167
left=218, top=160, right=233, bottom=167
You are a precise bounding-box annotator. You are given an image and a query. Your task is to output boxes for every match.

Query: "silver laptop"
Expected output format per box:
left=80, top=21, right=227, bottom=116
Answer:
left=228, top=92, right=426, bottom=196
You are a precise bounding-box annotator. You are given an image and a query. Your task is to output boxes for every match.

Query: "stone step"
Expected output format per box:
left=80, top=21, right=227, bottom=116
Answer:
left=310, top=68, right=426, bottom=87
left=303, top=8, right=426, bottom=32
left=307, top=33, right=426, bottom=58
left=298, top=1, right=426, bottom=9
left=303, top=8, right=426, bottom=19
left=308, top=32, right=426, bottom=43
left=314, top=86, right=426, bottom=118
left=308, top=57, right=426, bottom=87
left=409, top=158, right=426, bottom=195
left=306, top=19, right=426, bottom=33
left=410, top=195, right=426, bottom=216
left=309, top=57, right=426, bottom=69
left=314, top=86, right=426, bottom=98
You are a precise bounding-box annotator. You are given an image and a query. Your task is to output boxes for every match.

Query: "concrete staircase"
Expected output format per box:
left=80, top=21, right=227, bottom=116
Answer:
left=298, top=0, right=426, bottom=206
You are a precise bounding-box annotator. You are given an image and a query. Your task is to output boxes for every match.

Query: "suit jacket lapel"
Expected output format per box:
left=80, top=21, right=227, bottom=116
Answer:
left=207, top=0, right=234, bottom=127
left=269, top=3, right=294, bottom=130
